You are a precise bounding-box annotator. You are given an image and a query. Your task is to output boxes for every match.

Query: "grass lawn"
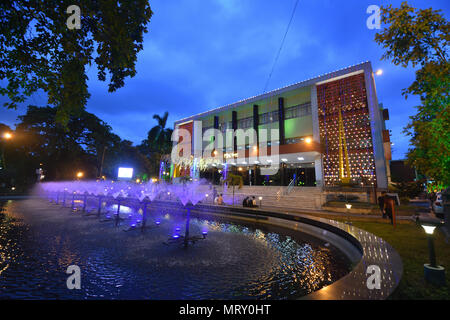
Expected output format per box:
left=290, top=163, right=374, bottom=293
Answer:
left=305, top=213, right=450, bottom=299
left=323, top=201, right=420, bottom=216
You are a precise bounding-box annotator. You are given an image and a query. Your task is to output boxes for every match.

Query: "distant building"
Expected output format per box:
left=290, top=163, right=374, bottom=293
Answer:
left=172, top=61, right=391, bottom=190
left=390, top=160, right=417, bottom=183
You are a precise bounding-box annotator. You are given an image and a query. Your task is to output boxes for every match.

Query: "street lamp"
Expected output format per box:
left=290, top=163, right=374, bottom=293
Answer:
left=1, top=132, right=13, bottom=170
left=259, top=196, right=263, bottom=208
left=76, top=171, right=84, bottom=179
left=417, top=216, right=446, bottom=286
left=375, top=69, right=383, bottom=76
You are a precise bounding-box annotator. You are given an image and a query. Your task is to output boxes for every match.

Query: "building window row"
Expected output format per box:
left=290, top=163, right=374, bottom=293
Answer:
left=259, top=110, right=279, bottom=125
left=285, top=102, right=312, bottom=120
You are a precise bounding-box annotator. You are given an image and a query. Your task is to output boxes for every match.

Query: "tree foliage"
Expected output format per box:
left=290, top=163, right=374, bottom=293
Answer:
left=138, top=111, right=173, bottom=175
left=0, top=105, right=151, bottom=188
left=0, top=0, right=153, bottom=125
left=375, top=2, right=449, bottom=187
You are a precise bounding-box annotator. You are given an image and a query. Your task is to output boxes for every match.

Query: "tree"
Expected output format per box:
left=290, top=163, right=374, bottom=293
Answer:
left=224, top=173, right=243, bottom=205
left=13, top=105, right=150, bottom=181
left=0, top=1, right=153, bottom=125
left=375, top=2, right=449, bottom=187
left=138, top=111, right=173, bottom=175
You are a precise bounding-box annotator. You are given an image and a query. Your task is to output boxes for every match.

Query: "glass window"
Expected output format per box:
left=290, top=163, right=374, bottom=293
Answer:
left=285, top=102, right=311, bottom=120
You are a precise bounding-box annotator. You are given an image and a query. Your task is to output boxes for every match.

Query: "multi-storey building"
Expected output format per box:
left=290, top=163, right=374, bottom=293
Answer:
left=172, top=61, right=391, bottom=190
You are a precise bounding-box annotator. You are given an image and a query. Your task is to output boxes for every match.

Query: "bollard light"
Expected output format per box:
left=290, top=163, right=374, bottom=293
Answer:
left=417, top=216, right=446, bottom=286
left=259, top=196, right=263, bottom=207
left=345, top=203, right=352, bottom=224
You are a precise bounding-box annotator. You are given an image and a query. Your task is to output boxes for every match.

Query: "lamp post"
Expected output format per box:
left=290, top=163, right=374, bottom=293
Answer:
left=417, top=216, right=446, bottom=286
left=1, top=132, right=12, bottom=170
left=259, top=196, right=263, bottom=208
left=345, top=203, right=352, bottom=224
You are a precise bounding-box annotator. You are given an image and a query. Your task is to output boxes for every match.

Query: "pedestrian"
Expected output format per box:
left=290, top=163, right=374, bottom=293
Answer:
left=383, top=193, right=396, bottom=227
left=243, top=196, right=249, bottom=207
left=252, top=196, right=257, bottom=207
left=217, top=194, right=224, bottom=205
left=378, top=192, right=386, bottom=218
left=213, top=187, right=217, bottom=203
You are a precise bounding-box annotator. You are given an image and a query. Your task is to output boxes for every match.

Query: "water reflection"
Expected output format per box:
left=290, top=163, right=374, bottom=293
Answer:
left=0, top=200, right=350, bottom=299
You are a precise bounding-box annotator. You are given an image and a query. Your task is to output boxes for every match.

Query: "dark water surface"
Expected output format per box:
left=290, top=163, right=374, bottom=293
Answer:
left=0, top=199, right=351, bottom=299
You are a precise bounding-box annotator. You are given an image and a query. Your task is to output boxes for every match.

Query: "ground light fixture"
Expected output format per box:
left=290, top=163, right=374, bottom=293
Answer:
left=417, top=216, right=446, bottom=286
left=259, top=196, right=262, bottom=207
left=345, top=203, right=352, bottom=224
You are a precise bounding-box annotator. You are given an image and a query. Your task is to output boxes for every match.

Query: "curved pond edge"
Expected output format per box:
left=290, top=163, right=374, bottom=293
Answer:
left=152, top=200, right=403, bottom=300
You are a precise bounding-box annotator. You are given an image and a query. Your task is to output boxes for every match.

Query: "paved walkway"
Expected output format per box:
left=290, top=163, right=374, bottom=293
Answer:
left=224, top=203, right=416, bottom=220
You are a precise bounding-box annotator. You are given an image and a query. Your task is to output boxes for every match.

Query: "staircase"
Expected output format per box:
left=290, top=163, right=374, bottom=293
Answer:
left=219, top=186, right=324, bottom=210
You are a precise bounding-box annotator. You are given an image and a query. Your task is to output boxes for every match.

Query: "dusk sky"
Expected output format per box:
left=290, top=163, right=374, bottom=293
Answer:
left=1, top=0, right=448, bottom=160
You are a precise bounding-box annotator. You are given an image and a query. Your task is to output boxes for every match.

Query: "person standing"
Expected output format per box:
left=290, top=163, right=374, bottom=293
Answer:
left=383, top=193, right=396, bottom=227
left=378, top=192, right=386, bottom=218
left=213, top=187, right=218, bottom=204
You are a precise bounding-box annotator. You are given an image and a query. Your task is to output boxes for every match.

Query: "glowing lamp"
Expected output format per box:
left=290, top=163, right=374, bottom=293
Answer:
left=375, top=69, right=383, bottom=76
left=417, top=216, right=446, bottom=286
left=422, top=225, right=436, bottom=235
left=305, top=137, right=312, bottom=144
left=345, top=203, right=352, bottom=210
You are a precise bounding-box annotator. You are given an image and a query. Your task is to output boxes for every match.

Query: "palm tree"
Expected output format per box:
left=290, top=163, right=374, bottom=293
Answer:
left=140, top=112, right=173, bottom=176
left=224, top=173, right=243, bottom=205
left=148, top=112, right=173, bottom=153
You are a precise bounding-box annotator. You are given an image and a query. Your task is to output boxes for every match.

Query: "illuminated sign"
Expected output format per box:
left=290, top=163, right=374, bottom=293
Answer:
left=118, top=167, right=133, bottom=179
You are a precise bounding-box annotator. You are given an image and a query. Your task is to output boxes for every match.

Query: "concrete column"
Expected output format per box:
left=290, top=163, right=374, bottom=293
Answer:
left=192, top=120, right=202, bottom=180
left=278, top=97, right=285, bottom=145
left=363, top=64, right=388, bottom=190
left=311, top=85, right=323, bottom=188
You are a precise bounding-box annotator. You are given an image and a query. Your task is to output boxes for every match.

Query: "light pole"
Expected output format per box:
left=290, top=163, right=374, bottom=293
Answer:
left=1, top=132, right=13, bottom=170
left=417, top=216, right=446, bottom=286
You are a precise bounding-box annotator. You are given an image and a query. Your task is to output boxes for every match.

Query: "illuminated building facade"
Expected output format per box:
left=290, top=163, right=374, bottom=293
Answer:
left=173, top=61, right=391, bottom=190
